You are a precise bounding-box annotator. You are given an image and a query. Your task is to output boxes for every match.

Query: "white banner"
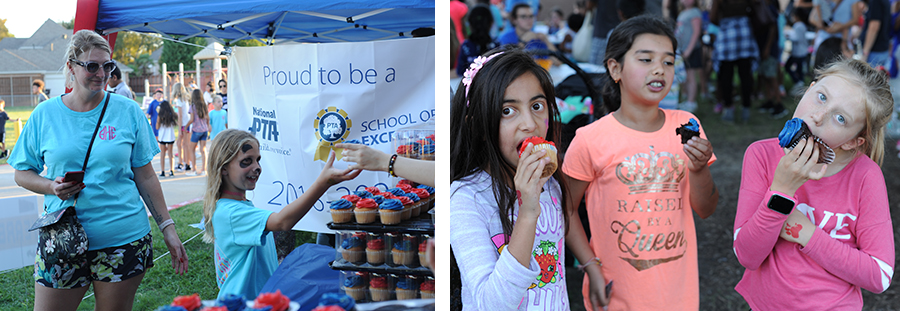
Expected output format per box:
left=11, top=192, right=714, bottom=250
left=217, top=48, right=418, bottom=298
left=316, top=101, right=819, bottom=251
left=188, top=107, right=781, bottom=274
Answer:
left=229, top=37, right=435, bottom=233
left=0, top=196, right=39, bottom=271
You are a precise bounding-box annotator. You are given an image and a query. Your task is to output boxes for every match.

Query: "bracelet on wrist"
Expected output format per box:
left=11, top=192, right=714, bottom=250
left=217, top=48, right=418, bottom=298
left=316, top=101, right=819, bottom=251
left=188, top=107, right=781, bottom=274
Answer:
left=159, top=219, right=175, bottom=232
left=577, top=257, right=602, bottom=271
left=388, top=154, right=399, bottom=177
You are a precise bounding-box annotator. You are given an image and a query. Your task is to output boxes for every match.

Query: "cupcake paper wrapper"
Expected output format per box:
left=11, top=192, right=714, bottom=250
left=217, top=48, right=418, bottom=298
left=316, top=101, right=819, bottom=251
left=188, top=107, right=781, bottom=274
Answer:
left=785, top=132, right=836, bottom=164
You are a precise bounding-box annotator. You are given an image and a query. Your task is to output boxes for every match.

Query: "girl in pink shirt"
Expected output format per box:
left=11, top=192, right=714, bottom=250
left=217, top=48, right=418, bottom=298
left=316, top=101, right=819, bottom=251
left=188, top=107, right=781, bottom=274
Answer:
left=734, top=59, right=895, bottom=310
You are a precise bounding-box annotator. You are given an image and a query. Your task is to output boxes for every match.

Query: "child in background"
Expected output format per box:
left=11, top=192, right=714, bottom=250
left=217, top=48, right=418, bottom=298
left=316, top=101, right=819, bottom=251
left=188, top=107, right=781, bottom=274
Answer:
left=156, top=100, right=179, bottom=177
left=563, top=15, right=719, bottom=310
left=172, top=83, right=192, bottom=172
left=733, top=59, right=895, bottom=310
left=0, top=99, right=20, bottom=159
left=675, top=0, right=703, bottom=113
left=449, top=48, right=606, bottom=310
left=186, top=89, right=210, bottom=176
left=202, top=129, right=360, bottom=299
left=785, top=9, right=810, bottom=87
left=209, top=95, right=228, bottom=141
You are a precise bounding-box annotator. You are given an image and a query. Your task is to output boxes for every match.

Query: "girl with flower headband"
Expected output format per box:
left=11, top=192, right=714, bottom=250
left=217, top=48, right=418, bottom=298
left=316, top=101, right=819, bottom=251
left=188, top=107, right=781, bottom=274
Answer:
left=450, top=47, right=604, bottom=310
left=562, top=15, right=719, bottom=310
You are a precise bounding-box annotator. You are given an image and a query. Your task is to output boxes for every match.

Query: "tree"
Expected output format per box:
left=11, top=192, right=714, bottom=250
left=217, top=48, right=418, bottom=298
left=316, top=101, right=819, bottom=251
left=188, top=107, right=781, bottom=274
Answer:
left=111, top=31, right=162, bottom=68
left=58, top=18, right=74, bottom=30
left=132, top=53, right=154, bottom=76
left=159, top=36, right=206, bottom=74
left=0, top=18, right=13, bottom=40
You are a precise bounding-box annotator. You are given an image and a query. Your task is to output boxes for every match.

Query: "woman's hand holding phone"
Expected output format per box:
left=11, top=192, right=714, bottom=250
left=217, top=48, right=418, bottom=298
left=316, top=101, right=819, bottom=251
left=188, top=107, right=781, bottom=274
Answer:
left=53, top=171, right=85, bottom=200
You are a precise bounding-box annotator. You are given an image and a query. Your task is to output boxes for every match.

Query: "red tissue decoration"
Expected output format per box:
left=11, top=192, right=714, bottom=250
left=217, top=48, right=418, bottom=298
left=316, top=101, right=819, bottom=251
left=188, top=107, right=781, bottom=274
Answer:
left=172, top=293, right=202, bottom=311
left=253, top=289, right=290, bottom=311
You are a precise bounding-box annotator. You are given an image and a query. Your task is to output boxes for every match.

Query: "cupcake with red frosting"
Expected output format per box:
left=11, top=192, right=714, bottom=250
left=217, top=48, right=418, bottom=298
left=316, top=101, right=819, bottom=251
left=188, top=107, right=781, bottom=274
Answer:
left=396, top=195, right=414, bottom=220
left=411, top=188, right=431, bottom=212
left=341, top=194, right=361, bottom=206
left=420, top=278, right=435, bottom=299
left=418, top=239, right=429, bottom=267
left=517, top=136, right=557, bottom=178
left=353, top=198, right=378, bottom=224
left=369, top=275, right=390, bottom=302
left=253, top=289, right=290, bottom=311
left=366, top=235, right=385, bottom=265
left=365, top=186, right=382, bottom=196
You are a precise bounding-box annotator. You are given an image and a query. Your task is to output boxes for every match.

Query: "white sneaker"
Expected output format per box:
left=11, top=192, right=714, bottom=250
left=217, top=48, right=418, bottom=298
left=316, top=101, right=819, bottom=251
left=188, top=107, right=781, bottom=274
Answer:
left=186, top=171, right=198, bottom=176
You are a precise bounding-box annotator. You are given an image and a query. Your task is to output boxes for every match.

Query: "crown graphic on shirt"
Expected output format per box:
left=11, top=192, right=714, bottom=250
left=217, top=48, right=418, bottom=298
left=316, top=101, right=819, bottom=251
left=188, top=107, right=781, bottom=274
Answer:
left=615, top=146, right=686, bottom=194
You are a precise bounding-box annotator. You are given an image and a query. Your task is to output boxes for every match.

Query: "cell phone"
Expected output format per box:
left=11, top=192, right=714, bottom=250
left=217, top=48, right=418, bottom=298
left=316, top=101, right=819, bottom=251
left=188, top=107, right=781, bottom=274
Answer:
left=63, top=171, right=84, bottom=183
left=605, top=280, right=613, bottom=297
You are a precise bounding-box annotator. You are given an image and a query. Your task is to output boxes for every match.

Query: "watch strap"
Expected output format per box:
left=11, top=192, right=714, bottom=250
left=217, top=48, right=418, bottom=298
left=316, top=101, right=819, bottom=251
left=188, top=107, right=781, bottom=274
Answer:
left=766, top=190, right=796, bottom=215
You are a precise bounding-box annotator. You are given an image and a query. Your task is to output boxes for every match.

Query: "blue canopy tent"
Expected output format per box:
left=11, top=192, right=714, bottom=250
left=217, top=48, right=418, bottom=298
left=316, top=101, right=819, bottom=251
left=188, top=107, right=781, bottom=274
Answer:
left=72, top=1, right=435, bottom=307
left=91, top=0, right=435, bottom=44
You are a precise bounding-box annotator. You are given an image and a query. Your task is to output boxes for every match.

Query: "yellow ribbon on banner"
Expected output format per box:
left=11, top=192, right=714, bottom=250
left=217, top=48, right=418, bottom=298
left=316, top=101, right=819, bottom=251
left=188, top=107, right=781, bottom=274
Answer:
left=315, top=141, right=346, bottom=162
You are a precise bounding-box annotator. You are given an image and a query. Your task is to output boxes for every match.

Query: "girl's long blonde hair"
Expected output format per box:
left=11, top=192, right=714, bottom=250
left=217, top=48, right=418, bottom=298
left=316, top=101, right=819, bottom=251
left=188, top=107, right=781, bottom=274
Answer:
left=202, top=129, right=259, bottom=243
left=171, top=82, right=190, bottom=104
left=815, top=58, right=893, bottom=166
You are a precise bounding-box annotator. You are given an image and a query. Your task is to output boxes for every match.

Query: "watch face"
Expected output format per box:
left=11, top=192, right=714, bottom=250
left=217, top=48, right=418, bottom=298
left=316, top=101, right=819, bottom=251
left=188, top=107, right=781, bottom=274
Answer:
left=768, top=194, right=795, bottom=215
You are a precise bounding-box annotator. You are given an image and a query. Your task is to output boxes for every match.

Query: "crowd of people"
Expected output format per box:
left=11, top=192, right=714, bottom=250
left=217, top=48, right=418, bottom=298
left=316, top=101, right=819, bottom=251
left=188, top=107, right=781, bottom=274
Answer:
left=450, top=0, right=899, bottom=122
left=449, top=0, right=897, bottom=310
left=9, top=29, right=436, bottom=310
left=144, top=78, right=229, bottom=177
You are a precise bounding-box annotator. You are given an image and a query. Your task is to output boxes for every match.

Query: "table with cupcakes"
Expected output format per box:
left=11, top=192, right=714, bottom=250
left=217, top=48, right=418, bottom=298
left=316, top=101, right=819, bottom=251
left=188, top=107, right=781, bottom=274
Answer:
left=328, top=124, right=435, bottom=307
left=154, top=126, right=435, bottom=311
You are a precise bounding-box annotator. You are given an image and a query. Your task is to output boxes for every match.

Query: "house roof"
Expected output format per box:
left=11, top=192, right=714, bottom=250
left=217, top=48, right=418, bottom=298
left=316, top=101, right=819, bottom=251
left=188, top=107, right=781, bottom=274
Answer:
left=0, top=19, right=71, bottom=73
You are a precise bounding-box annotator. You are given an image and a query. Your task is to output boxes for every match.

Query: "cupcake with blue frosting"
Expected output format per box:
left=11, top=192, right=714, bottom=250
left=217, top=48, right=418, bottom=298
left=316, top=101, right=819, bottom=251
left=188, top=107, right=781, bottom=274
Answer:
left=341, top=233, right=366, bottom=264
left=341, top=273, right=367, bottom=302
left=330, top=198, right=354, bottom=224
left=395, top=277, right=418, bottom=300
left=378, top=199, right=404, bottom=225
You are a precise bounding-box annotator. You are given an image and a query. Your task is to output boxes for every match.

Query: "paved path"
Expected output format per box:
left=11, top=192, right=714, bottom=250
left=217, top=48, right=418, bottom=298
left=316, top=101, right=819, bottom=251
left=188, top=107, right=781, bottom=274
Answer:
left=0, top=152, right=207, bottom=213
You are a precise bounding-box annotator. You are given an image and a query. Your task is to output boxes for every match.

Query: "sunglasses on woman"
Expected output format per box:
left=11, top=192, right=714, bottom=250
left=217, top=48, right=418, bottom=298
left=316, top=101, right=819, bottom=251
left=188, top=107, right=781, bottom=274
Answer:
left=69, top=59, right=117, bottom=74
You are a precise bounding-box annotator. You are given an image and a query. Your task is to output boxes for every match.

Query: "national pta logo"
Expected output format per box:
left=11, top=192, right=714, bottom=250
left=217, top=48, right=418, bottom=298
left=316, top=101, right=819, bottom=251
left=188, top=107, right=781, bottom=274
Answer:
left=313, top=107, right=353, bottom=161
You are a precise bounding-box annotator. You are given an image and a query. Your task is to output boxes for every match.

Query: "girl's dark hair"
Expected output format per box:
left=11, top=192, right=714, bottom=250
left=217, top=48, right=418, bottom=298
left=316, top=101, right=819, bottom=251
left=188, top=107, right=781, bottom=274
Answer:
left=451, top=47, right=569, bottom=241
left=157, top=100, right=178, bottom=127
left=191, top=89, right=208, bottom=120
left=602, top=15, right=677, bottom=111
left=467, top=6, right=494, bottom=52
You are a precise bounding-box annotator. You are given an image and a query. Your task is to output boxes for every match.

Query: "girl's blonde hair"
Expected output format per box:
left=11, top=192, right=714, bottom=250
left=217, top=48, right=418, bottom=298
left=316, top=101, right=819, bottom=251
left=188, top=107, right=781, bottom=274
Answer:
left=171, top=82, right=189, bottom=103
left=202, top=129, right=260, bottom=243
left=64, top=30, right=111, bottom=88
left=815, top=58, right=893, bottom=166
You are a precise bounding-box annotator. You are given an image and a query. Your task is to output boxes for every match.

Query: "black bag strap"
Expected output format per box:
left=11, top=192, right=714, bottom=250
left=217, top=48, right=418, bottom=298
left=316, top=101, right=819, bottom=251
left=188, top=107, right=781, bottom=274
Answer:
left=73, top=92, right=111, bottom=202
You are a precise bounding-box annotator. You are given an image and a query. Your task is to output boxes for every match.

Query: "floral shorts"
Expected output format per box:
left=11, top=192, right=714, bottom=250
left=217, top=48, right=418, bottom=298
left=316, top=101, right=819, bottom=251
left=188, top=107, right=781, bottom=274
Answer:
left=34, top=233, right=154, bottom=289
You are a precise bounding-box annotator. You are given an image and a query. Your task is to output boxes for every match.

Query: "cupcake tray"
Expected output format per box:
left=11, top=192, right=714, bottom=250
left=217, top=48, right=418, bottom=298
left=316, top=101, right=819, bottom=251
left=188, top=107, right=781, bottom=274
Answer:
left=328, top=213, right=434, bottom=234
left=330, top=259, right=433, bottom=276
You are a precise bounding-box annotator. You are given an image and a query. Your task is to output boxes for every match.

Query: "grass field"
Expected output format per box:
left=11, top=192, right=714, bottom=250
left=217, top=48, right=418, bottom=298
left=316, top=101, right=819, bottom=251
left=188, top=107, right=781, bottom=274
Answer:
left=0, top=202, right=317, bottom=310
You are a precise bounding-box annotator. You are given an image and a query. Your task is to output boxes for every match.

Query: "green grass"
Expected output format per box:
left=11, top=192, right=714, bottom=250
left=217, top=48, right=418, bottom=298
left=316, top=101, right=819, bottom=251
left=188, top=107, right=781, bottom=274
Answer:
left=0, top=202, right=318, bottom=310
